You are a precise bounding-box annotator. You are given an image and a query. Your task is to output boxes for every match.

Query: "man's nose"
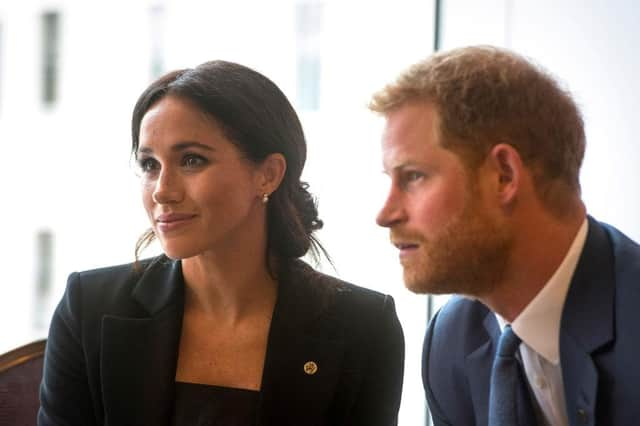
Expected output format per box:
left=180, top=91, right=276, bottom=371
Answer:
left=376, top=186, right=406, bottom=228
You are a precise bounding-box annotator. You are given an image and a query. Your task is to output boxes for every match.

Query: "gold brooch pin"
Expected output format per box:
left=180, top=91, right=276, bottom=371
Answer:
left=303, top=361, right=318, bottom=375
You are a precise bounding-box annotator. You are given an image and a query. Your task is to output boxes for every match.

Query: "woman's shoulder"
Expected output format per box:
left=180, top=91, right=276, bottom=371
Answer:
left=288, top=259, right=396, bottom=320
left=66, top=256, right=157, bottom=291
left=75, top=256, right=162, bottom=277
left=285, top=260, right=403, bottom=359
left=60, top=256, right=170, bottom=315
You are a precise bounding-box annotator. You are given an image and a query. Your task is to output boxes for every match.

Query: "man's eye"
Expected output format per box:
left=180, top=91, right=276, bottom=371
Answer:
left=406, top=171, right=423, bottom=182
left=399, top=170, right=425, bottom=190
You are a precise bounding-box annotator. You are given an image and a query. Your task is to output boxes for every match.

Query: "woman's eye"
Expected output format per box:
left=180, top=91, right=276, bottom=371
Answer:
left=137, top=157, right=159, bottom=174
left=182, top=154, right=208, bottom=168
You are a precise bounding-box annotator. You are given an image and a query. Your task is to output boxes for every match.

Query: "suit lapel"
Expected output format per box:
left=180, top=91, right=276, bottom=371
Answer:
left=101, top=257, right=184, bottom=426
left=465, top=311, right=499, bottom=426
left=257, top=260, right=345, bottom=426
left=560, top=218, right=615, bottom=426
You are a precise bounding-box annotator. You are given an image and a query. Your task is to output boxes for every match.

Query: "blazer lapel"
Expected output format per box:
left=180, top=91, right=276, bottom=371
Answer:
left=101, top=257, right=184, bottom=426
left=560, top=218, right=615, bottom=426
left=257, top=260, right=345, bottom=426
left=465, top=311, right=499, bottom=426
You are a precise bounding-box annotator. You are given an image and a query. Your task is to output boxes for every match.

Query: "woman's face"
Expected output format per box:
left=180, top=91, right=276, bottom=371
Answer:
left=136, top=96, right=267, bottom=260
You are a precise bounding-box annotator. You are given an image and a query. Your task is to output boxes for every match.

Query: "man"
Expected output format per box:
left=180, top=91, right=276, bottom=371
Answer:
left=371, top=45, right=640, bottom=426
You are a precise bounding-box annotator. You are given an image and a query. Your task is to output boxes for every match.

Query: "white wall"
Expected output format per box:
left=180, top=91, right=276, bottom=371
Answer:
left=0, top=1, right=433, bottom=425
left=440, top=0, right=640, bottom=241
left=431, top=3, right=640, bottom=421
left=3, top=2, right=635, bottom=425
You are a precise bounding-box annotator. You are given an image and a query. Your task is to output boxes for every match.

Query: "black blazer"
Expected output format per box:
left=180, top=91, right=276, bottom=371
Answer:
left=38, top=257, right=404, bottom=426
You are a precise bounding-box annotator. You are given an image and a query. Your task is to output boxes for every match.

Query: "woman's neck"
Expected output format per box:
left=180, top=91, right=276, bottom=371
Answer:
left=181, top=251, right=278, bottom=325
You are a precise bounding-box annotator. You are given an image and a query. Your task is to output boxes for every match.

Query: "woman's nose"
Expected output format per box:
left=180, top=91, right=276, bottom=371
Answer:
left=151, top=169, right=183, bottom=204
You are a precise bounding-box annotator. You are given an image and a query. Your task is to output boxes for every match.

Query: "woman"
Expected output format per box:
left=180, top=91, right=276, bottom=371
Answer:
left=38, top=60, right=404, bottom=425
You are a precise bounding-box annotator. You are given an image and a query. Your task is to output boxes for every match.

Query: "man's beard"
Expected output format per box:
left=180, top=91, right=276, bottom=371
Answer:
left=395, top=195, right=512, bottom=298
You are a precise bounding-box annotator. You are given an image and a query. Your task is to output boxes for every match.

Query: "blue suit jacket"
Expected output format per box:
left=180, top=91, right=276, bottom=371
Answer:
left=423, top=218, right=640, bottom=426
left=38, top=257, right=404, bottom=426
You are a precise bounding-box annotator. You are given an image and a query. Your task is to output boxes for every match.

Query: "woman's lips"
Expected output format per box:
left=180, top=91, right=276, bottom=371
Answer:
left=155, top=213, right=197, bottom=232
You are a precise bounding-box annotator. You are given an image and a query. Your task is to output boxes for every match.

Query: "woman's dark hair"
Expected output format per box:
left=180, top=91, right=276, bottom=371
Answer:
left=131, top=60, right=326, bottom=264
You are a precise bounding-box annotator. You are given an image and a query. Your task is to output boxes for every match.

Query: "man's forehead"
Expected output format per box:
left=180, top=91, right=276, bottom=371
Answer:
left=381, top=105, right=439, bottom=169
left=381, top=137, right=432, bottom=173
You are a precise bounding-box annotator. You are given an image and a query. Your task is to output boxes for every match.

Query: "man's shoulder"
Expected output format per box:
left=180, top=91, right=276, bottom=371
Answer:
left=436, top=295, right=491, bottom=325
left=585, top=218, right=640, bottom=291
left=426, top=296, right=494, bottom=354
left=594, top=220, right=640, bottom=312
left=422, top=296, right=491, bottom=423
left=598, top=220, right=640, bottom=262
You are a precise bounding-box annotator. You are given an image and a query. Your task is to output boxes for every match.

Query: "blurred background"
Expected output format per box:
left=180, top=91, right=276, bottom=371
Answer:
left=0, top=1, right=638, bottom=424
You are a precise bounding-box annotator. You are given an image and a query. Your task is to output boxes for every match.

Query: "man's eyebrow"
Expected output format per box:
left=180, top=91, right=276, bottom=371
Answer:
left=382, top=161, right=419, bottom=174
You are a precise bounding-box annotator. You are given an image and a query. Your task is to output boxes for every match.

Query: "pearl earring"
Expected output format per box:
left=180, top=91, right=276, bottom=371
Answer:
left=262, top=193, right=269, bottom=204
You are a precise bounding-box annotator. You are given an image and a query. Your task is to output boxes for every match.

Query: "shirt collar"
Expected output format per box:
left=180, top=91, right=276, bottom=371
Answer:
left=496, top=218, right=588, bottom=364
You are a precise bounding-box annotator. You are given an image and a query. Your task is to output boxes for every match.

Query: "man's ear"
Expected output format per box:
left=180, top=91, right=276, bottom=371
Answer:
left=487, top=143, right=524, bottom=206
left=257, top=153, right=287, bottom=196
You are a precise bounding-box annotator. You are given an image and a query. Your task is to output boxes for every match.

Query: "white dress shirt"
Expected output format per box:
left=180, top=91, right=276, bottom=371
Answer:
left=496, top=219, right=588, bottom=426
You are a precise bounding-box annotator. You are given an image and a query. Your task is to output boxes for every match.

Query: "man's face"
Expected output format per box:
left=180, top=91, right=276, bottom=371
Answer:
left=376, top=102, right=512, bottom=297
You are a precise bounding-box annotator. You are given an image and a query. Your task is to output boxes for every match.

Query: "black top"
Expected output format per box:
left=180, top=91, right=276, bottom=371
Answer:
left=172, top=381, right=259, bottom=426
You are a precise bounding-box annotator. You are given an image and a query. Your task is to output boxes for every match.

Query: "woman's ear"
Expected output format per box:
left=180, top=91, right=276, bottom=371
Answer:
left=257, top=153, right=287, bottom=196
left=487, top=143, right=523, bottom=206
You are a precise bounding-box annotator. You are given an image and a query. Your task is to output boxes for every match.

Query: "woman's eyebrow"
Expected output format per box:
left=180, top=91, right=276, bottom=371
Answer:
left=171, top=141, right=216, bottom=152
left=137, top=141, right=216, bottom=155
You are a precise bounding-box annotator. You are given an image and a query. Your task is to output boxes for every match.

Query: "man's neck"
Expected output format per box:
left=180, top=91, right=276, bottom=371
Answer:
left=481, top=204, right=587, bottom=322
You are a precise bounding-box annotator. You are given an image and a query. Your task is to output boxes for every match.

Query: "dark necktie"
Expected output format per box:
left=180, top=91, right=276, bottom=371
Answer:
left=488, top=325, right=536, bottom=426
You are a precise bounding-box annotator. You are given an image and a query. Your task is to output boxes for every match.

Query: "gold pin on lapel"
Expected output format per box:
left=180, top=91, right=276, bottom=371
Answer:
left=303, top=361, right=318, bottom=375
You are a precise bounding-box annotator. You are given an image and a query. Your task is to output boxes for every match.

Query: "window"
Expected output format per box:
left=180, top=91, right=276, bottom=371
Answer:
left=149, top=4, right=165, bottom=79
left=41, top=11, right=60, bottom=105
left=295, top=0, right=323, bottom=111
left=0, top=21, right=3, bottom=111
left=33, top=230, right=54, bottom=330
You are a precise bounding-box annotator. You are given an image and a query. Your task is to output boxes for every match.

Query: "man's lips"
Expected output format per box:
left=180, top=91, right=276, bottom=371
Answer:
left=394, top=242, right=419, bottom=250
left=391, top=238, right=421, bottom=260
